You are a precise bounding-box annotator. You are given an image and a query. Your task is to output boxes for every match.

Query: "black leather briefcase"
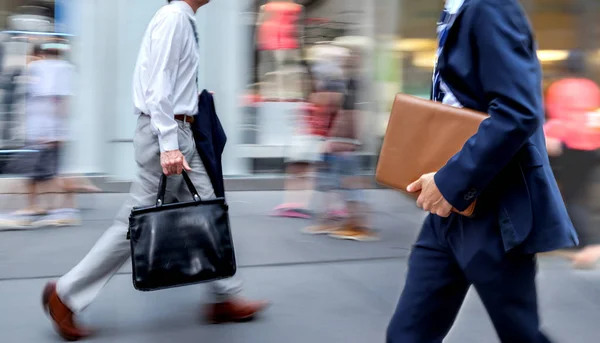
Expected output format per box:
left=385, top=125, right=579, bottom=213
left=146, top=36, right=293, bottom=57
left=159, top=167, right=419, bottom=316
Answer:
left=127, top=171, right=237, bottom=291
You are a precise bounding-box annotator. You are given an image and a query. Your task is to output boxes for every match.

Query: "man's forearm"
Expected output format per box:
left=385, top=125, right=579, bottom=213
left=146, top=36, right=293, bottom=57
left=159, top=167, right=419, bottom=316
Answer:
left=150, top=113, right=179, bottom=152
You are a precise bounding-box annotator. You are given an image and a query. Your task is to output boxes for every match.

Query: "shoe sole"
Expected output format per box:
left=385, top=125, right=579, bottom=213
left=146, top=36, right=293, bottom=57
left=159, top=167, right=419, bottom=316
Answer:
left=33, top=220, right=81, bottom=228
left=207, top=313, right=257, bottom=324
left=270, top=210, right=312, bottom=219
left=301, top=226, right=338, bottom=235
left=207, top=303, right=270, bottom=324
left=0, top=220, right=36, bottom=229
left=329, top=234, right=379, bottom=242
left=272, top=203, right=303, bottom=211
left=302, top=230, right=335, bottom=235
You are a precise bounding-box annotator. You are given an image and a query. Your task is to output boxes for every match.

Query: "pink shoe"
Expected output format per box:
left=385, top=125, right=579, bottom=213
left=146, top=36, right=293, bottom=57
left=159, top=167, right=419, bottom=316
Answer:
left=272, top=203, right=304, bottom=211
left=270, top=208, right=312, bottom=219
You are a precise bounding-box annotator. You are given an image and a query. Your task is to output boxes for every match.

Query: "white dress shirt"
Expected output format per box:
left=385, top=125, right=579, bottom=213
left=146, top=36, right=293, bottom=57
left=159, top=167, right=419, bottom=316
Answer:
left=445, top=0, right=464, bottom=13
left=437, top=0, right=465, bottom=108
left=132, top=1, right=199, bottom=152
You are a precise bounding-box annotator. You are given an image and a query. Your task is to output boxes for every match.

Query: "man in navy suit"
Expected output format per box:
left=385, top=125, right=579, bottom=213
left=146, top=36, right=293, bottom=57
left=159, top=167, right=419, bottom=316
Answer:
left=386, top=0, right=578, bottom=342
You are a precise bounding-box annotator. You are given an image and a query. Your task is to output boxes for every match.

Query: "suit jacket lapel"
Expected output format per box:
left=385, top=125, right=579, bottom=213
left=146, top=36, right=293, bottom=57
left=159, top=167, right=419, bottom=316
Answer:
left=438, top=0, right=472, bottom=71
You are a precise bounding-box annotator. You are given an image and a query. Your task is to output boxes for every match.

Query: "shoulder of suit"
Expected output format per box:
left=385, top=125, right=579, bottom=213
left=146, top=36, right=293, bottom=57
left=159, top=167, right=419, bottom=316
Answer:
left=461, top=0, right=522, bottom=20
left=468, top=0, right=521, bottom=8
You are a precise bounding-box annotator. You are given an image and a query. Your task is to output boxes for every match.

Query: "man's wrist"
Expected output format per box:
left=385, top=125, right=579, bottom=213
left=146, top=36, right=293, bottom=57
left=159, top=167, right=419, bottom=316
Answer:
left=158, top=130, right=179, bottom=153
left=434, top=170, right=472, bottom=212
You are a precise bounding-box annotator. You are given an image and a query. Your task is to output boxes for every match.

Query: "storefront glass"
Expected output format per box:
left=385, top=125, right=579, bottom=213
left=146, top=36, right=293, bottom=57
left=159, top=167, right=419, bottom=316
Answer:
left=238, top=0, right=376, bottom=175
left=373, top=0, right=600, bottom=132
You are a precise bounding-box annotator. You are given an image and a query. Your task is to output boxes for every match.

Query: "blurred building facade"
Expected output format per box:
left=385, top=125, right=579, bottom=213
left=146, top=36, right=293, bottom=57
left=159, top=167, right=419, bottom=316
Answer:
left=374, top=0, right=600, bottom=125
left=0, top=0, right=599, bottom=180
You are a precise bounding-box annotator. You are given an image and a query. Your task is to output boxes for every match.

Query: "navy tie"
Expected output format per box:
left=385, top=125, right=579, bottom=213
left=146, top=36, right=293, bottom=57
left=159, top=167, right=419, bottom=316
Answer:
left=432, top=8, right=459, bottom=102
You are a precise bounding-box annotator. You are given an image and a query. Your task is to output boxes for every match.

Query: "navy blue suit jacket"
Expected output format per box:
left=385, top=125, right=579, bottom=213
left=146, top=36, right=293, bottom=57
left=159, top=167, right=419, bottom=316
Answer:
left=433, top=0, right=577, bottom=253
left=191, top=90, right=227, bottom=199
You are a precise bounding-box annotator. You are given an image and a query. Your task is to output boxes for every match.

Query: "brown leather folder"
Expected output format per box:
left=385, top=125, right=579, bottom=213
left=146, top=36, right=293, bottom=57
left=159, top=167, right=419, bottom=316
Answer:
left=376, top=93, right=489, bottom=217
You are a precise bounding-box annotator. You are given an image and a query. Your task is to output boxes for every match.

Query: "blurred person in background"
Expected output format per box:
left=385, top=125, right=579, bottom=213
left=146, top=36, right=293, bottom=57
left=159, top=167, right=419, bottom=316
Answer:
left=41, top=1, right=267, bottom=340
left=328, top=47, right=375, bottom=241
left=386, top=0, right=577, bottom=342
left=276, top=43, right=347, bottom=220
left=0, top=44, right=81, bottom=228
left=304, top=46, right=377, bottom=241
left=300, top=59, right=345, bottom=229
left=270, top=58, right=321, bottom=219
left=265, top=6, right=315, bottom=219
left=544, top=51, right=600, bottom=269
left=271, top=99, right=322, bottom=218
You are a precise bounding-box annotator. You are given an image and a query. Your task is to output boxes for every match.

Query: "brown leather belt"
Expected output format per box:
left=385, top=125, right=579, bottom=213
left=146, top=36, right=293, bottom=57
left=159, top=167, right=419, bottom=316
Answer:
left=141, top=113, right=194, bottom=124
left=174, top=114, right=195, bottom=124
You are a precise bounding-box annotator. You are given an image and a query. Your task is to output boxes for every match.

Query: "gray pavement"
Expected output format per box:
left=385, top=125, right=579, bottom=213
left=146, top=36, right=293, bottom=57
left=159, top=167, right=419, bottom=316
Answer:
left=0, top=190, right=599, bottom=343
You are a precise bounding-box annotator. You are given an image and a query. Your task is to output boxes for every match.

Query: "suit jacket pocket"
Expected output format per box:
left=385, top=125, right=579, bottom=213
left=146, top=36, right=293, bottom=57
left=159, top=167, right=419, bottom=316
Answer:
left=496, top=143, right=543, bottom=251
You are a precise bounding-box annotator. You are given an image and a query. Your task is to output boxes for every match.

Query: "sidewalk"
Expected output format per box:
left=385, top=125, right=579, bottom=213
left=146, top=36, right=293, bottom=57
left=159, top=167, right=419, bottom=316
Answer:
left=0, top=190, right=599, bottom=342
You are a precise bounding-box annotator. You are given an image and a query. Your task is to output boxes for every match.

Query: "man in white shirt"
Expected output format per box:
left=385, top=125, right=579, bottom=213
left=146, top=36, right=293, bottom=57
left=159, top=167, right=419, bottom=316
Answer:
left=41, top=1, right=268, bottom=340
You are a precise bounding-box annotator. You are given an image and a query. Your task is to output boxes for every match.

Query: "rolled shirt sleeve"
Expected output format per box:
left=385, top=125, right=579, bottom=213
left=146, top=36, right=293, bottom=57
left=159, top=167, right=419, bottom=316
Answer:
left=144, top=12, right=187, bottom=152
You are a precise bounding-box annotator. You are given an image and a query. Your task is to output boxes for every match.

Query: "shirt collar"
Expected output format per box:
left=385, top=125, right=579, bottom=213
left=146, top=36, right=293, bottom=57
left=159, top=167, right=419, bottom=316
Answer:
left=444, top=0, right=464, bottom=14
left=171, top=0, right=196, bottom=18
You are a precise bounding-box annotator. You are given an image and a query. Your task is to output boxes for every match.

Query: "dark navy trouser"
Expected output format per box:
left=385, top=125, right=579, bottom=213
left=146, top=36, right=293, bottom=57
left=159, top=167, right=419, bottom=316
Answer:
left=386, top=210, right=552, bottom=343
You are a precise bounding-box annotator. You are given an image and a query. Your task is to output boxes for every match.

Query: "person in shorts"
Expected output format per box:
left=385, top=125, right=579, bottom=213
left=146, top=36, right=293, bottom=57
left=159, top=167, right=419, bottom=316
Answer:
left=303, top=49, right=376, bottom=241
left=0, top=45, right=80, bottom=228
left=271, top=53, right=341, bottom=218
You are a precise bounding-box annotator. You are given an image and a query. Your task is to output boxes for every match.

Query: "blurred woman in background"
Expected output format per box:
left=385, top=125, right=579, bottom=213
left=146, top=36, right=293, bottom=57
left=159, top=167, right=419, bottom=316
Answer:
left=301, top=44, right=376, bottom=241
left=545, top=51, right=600, bottom=268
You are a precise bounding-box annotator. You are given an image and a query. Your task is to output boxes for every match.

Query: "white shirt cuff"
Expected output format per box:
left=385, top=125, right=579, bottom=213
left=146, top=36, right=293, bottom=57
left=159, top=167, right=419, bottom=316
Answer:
left=158, top=129, right=179, bottom=152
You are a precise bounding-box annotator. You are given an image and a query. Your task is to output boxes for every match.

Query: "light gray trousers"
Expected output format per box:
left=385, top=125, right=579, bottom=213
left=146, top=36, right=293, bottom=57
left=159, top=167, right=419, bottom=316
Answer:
left=56, top=115, right=242, bottom=312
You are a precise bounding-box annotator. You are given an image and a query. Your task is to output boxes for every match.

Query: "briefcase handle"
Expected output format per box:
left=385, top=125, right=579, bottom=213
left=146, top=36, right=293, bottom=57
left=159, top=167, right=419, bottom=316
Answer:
left=156, top=170, right=201, bottom=207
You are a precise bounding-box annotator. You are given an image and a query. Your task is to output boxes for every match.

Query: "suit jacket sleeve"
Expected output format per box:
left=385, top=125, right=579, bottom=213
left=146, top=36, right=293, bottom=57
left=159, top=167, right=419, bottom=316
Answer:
left=434, top=0, right=542, bottom=211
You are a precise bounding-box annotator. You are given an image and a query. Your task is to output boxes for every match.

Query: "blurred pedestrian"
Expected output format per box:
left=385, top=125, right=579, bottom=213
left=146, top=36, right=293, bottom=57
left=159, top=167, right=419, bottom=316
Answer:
left=386, top=1, right=577, bottom=342
left=41, top=1, right=267, bottom=341
left=544, top=51, right=600, bottom=269
left=285, top=45, right=347, bottom=223
left=0, top=44, right=80, bottom=228
left=271, top=98, right=323, bottom=218
left=300, top=83, right=346, bottom=231
left=270, top=50, right=337, bottom=219
left=304, top=47, right=377, bottom=241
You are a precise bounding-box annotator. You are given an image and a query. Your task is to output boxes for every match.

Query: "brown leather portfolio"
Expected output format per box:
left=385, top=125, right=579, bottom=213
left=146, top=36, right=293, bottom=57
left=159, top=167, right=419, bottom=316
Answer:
left=376, top=93, right=488, bottom=216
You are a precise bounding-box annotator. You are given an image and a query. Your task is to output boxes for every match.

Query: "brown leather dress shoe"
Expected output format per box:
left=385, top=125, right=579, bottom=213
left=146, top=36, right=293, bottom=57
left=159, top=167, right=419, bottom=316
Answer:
left=42, top=281, right=91, bottom=341
left=205, top=297, right=269, bottom=324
